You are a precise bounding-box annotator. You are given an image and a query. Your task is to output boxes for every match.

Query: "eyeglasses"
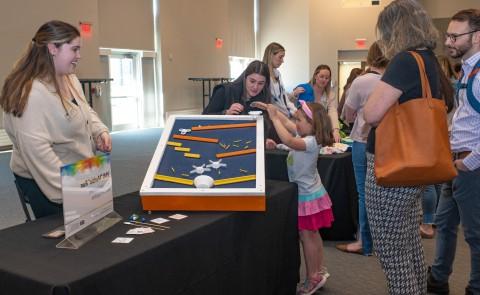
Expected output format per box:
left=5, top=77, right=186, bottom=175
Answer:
left=444, top=30, right=479, bottom=43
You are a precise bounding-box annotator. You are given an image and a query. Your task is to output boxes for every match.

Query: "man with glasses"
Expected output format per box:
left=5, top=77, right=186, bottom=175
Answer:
left=445, top=30, right=479, bottom=44
left=428, top=9, right=480, bottom=295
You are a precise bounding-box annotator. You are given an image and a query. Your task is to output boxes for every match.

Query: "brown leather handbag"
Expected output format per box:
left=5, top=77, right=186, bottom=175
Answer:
left=374, top=51, right=457, bottom=186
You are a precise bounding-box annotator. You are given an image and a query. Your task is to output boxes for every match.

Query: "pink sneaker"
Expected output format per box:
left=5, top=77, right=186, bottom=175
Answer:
left=319, top=266, right=330, bottom=279
left=297, top=274, right=327, bottom=295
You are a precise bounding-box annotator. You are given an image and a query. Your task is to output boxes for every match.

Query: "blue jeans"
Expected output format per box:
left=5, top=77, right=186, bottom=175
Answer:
left=432, top=168, right=480, bottom=293
left=422, top=185, right=438, bottom=224
left=352, top=141, right=372, bottom=255
left=14, top=174, right=62, bottom=219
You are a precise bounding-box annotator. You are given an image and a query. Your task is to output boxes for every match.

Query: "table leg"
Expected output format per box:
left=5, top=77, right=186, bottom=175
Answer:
left=87, top=82, right=93, bottom=107
left=202, top=80, right=206, bottom=109
left=208, top=80, right=212, bottom=107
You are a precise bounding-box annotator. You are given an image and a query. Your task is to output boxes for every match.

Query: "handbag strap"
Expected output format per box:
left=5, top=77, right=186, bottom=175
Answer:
left=408, top=51, right=433, bottom=99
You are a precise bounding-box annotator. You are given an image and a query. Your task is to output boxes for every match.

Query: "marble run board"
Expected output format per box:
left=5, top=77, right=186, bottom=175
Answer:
left=140, top=115, right=265, bottom=211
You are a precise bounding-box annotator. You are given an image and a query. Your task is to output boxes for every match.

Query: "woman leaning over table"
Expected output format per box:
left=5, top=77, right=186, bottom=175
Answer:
left=363, top=1, right=454, bottom=294
left=202, top=60, right=280, bottom=143
left=0, top=20, right=111, bottom=219
left=202, top=60, right=271, bottom=115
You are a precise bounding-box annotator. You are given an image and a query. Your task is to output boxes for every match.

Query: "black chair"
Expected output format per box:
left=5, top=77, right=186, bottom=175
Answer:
left=14, top=180, right=32, bottom=222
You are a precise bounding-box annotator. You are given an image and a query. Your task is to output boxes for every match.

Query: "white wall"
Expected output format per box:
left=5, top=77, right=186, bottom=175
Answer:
left=157, top=0, right=255, bottom=116
left=309, top=0, right=393, bottom=92
left=98, top=0, right=154, bottom=50
left=142, top=57, right=158, bottom=128
left=259, top=0, right=310, bottom=91
left=0, top=0, right=102, bottom=84
left=158, top=0, right=229, bottom=114
left=420, top=0, right=479, bottom=19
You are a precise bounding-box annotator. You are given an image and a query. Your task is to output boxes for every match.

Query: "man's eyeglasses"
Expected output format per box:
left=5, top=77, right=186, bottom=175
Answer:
left=444, top=30, right=479, bottom=43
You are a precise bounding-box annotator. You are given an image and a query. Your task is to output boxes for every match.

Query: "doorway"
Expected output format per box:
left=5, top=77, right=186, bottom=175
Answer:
left=337, top=50, right=368, bottom=100
left=109, top=52, right=144, bottom=131
left=338, top=61, right=365, bottom=100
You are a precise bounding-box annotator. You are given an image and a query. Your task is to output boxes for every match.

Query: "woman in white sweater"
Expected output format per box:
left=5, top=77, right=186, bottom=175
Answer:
left=0, top=20, right=111, bottom=218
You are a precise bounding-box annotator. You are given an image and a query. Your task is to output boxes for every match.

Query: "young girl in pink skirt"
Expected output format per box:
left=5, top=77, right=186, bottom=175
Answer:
left=254, top=100, right=334, bottom=295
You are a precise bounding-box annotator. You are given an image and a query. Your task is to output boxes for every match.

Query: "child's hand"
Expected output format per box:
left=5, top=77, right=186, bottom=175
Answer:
left=266, top=104, right=278, bottom=119
left=292, top=87, right=305, bottom=97
left=333, top=129, right=341, bottom=143
left=265, top=138, right=277, bottom=150
left=250, top=101, right=279, bottom=119
left=250, top=101, right=267, bottom=110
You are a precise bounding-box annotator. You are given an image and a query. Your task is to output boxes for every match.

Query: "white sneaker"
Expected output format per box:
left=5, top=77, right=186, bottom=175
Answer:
left=297, top=274, right=327, bottom=295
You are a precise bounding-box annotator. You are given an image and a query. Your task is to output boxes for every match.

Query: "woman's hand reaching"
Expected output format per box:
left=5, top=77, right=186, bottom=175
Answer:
left=250, top=101, right=267, bottom=110
left=292, top=86, right=305, bottom=97
left=265, top=138, right=277, bottom=150
left=225, top=103, right=244, bottom=115
left=333, top=129, right=341, bottom=143
left=96, top=131, right=112, bottom=152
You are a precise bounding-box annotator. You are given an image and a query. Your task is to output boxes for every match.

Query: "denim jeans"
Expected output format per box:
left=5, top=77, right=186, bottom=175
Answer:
left=14, top=174, right=62, bottom=219
left=432, top=168, right=480, bottom=293
left=352, top=141, right=373, bottom=255
left=422, top=185, right=438, bottom=224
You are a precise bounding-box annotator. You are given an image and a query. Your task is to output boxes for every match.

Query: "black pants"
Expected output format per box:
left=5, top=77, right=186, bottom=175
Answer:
left=14, top=174, right=62, bottom=219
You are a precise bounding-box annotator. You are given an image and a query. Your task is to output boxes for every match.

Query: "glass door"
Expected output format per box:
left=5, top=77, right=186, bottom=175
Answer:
left=337, top=61, right=364, bottom=100
left=109, top=53, right=143, bottom=131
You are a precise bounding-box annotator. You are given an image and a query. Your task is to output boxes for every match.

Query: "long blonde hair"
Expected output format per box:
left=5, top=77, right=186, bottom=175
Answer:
left=376, top=0, right=438, bottom=59
left=262, top=42, right=285, bottom=82
left=0, top=20, right=80, bottom=117
left=309, top=64, right=332, bottom=97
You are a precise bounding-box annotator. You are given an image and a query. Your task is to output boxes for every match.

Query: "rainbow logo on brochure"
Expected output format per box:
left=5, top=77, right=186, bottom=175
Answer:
left=61, top=155, right=110, bottom=176
left=61, top=154, right=113, bottom=238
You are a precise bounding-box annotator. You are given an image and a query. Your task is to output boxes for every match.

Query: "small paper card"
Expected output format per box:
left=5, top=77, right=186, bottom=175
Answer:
left=112, top=237, right=134, bottom=243
left=151, top=217, right=170, bottom=224
left=126, top=227, right=155, bottom=235
left=169, top=214, right=188, bottom=220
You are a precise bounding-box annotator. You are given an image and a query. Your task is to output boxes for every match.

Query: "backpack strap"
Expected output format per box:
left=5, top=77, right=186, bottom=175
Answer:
left=466, top=59, right=480, bottom=114
left=458, top=58, right=480, bottom=114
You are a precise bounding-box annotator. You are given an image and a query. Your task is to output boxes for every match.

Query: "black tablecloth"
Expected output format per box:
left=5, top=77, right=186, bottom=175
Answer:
left=266, top=150, right=358, bottom=241
left=0, top=180, right=299, bottom=295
